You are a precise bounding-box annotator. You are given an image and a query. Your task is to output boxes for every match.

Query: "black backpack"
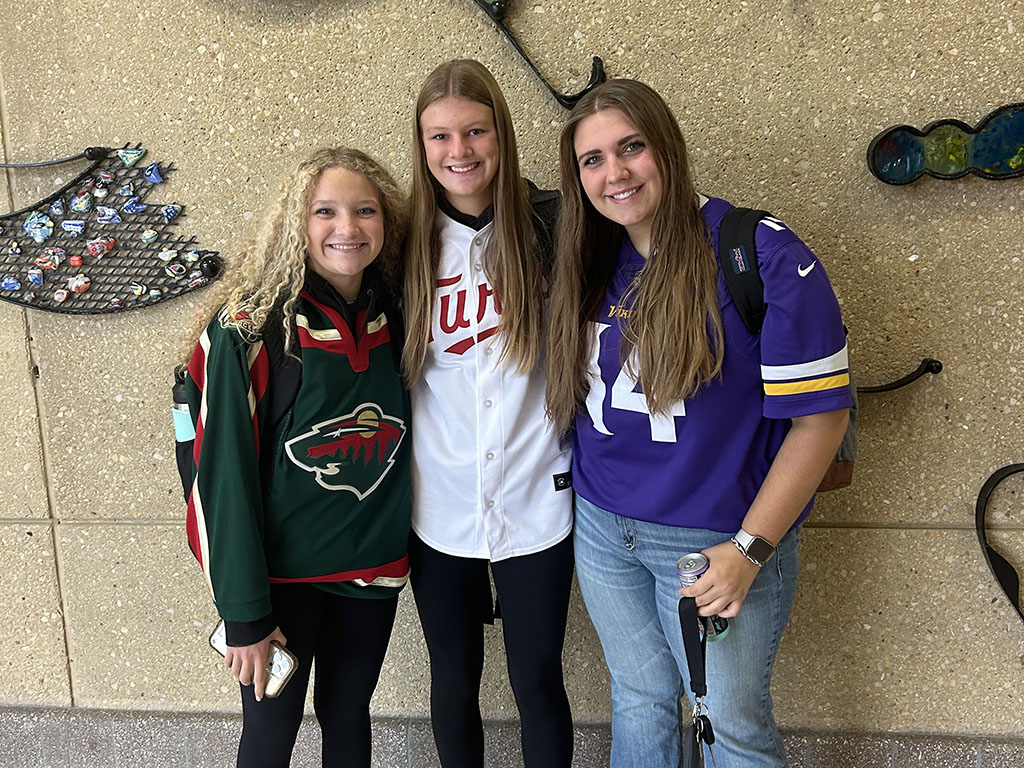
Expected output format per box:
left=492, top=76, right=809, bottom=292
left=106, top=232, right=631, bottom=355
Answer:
left=715, top=207, right=858, bottom=492
left=172, top=310, right=301, bottom=503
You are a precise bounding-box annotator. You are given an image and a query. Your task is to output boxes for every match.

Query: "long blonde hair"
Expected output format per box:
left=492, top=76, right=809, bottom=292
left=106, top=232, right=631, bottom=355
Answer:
left=183, top=147, right=407, bottom=358
left=545, top=79, right=724, bottom=433
left=402, top=59, right=544, bottom=383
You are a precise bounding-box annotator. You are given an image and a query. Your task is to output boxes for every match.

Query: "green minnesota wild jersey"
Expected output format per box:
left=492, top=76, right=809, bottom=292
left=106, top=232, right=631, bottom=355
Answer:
left=185, top=289, right=411, bottom=622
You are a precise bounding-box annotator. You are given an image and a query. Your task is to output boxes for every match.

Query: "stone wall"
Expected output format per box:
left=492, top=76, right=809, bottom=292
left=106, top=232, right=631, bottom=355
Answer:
left=1, top=0, right=1022, bottom=753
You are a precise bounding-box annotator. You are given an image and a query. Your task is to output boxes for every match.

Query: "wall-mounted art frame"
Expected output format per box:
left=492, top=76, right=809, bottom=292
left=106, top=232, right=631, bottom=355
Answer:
left=868, top=102, right=1024, bottom=185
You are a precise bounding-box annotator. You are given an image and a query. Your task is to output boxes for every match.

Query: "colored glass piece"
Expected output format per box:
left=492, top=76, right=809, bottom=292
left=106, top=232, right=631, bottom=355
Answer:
left=187, top=270, right=205, bottom=288
left=69, top=254, right=83, bottom=267
left=183, top=249, right=200, bottom=263
left=106, top=297, right=124, bottom=310
left=70, top=190, right=93, bottom=214
left=35, top=249, right=63, bottom=270
left=87, top=237, right=115, bottom=258
left=61, top=219, right=86, bottom=237
left=129, top=281, right=147, bottom=296
left=117, top=182, right=135, bottom=197
left=95, top=206, right=122, bottom=224
left=144, top=162, right=164, bottom=183
left=869, top=102, right=1024, bottom=184
left=48, top=198, right=65, bottom=217
left=140, top=229, right=159, bottom=244
left=7, top=240, right=21, bottom=255
left=1, top=276, right=21, bottom=291
left=23, top=290, right=38, bottom=304
left=93, top=183, right=109, bottom=199
left=27, top=268, right=43, bottom=287
left=148, top=288, right=162, bottom=299
left=165, top=262, right=187, bottom=278
left=117, top=148, right=147, bottom=167
left=23, top=212, right=54, bottom=244
left=157, top=249, right=178, bottom=262
left=123, top=196, right=149, bottom=215
left=53, top=289, right=70, bottom=303
left=67, top=274, right=91, bottom=293
left=98, top=170, right=115, bottom=184
left=160, top=204, right=182, bottom=223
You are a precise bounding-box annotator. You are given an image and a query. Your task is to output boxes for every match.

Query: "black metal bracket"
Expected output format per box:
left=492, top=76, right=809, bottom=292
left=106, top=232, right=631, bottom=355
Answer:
left=471, top=0, right=606, bottom=109
left=858, top=358, right=943, bottom=394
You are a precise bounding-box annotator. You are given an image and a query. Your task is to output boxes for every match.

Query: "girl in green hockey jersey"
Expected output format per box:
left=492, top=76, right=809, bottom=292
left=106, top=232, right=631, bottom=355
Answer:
left=181, top=147, right=411, bottom=768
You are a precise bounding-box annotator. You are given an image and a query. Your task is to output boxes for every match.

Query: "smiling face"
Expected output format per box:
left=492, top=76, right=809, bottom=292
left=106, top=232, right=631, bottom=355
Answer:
left=305, top=167, right=384, bottom=301
left=573, top=108, right=664, bottom=258
left=419, top=96, right=500, bottom=217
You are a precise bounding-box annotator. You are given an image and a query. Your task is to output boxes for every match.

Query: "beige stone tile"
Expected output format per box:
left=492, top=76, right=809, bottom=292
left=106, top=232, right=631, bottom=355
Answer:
left=58, top=522, right=237, bottom=710
left=0, top=523, right=70, bottom=706
left=0, top=303, right=48, bottom=519
left=774, top=528, right=1024, bottom=734
left=28, top=300, right=202, bottom=520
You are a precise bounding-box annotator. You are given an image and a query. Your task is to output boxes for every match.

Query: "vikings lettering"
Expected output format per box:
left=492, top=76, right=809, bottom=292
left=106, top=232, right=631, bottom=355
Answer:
left=430, top=273, right=504, bottom=355
left=285, top=403, right=407, bottom=498
left=606, top=303, right=633, bottom=319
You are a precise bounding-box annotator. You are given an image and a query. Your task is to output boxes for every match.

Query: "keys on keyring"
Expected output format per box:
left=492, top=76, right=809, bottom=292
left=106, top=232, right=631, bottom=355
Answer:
left=695, top=714, right=715, bottom=745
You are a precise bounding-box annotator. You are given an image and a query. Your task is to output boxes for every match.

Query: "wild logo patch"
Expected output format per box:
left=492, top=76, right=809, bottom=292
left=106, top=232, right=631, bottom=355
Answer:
left=285, top=403, right=406, bottom=497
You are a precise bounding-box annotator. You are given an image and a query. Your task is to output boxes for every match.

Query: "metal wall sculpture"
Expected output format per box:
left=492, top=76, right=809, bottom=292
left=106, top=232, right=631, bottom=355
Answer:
left=0, top=145, right=221, bottom=314
left=470, top=0, right=605, bottom=108
left=868, top=103, right=1024, bottom=185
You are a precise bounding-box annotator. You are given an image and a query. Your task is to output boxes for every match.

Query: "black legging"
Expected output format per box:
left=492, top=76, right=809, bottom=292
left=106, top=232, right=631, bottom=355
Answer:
left=236, top=583, right=398, bottom=768
left=409, top=532, right=575, bottom=768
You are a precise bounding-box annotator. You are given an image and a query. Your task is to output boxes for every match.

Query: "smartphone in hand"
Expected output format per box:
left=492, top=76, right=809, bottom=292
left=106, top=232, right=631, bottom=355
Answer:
left=209, top=620, right=297, bottom=698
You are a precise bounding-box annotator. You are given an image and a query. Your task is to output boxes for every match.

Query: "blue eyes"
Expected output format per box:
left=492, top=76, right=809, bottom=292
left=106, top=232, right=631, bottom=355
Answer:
left=580, top=141, right=646, bottom=167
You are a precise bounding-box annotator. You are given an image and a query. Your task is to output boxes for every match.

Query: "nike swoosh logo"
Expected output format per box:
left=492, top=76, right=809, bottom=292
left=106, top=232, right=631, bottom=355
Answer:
left=797, top=262, right=816, bottom=277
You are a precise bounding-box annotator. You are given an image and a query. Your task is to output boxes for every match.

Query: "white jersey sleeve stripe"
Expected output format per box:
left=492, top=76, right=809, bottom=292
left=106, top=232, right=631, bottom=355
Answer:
left=761, top=344, right=849, bottom=381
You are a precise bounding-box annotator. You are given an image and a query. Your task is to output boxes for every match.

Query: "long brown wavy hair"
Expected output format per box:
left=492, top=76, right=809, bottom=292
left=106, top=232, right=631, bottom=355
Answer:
left=545, top=79, right=724, bottom=433
left=402, top=59, right=543, bottom=383
left=182, top=147, right=407, bottom=359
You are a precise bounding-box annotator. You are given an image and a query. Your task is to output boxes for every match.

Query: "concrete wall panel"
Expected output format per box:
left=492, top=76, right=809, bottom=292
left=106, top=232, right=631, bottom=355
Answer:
left=0, top=524, right=70, bottom=706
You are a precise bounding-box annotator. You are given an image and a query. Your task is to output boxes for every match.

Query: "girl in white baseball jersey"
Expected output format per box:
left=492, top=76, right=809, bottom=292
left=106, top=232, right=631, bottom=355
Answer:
left=403, top=59, right=574, bottom=768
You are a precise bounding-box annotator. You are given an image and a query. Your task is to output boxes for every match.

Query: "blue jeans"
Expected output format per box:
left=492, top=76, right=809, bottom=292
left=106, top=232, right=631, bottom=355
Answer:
left=574, top=494, right=799, bottom=768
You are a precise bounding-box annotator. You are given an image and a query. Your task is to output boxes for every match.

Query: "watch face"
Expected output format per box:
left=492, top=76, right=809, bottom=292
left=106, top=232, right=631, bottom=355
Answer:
left=747, top=537, right=775, bottom=563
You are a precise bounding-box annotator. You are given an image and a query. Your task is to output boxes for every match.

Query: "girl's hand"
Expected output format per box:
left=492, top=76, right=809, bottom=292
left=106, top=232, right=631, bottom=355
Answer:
left=678, top=541, right=760, bottom=619
left=224, top=627, right=287, bottom=701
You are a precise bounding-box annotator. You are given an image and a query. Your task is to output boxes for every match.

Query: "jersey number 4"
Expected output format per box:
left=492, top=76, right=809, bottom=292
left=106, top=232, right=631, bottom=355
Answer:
left=584, top=323, right=685, bottom=443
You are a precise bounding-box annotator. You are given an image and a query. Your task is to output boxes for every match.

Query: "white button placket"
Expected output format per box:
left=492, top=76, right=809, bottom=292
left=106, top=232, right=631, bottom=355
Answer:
left=472, top=227, right=506, bottom=555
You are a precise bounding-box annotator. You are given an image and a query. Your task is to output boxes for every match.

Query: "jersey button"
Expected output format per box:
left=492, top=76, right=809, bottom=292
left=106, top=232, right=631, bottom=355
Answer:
left=483, top=399, right=493, bottom=408
left=474, top=262, right=483, bottom=271
left=486, top=451, right=495, bottom=460
left=487, top=500, right=496, bottom=509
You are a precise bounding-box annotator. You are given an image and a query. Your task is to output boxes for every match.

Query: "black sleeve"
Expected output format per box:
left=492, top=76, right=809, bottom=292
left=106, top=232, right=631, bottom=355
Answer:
left=528, top=183, right=561, bottom=271
left=225, top=614, right=278, bottom=647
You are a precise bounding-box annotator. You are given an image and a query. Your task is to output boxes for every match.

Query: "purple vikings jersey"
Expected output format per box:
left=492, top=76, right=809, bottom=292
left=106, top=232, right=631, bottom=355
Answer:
left=572, top=196, right=854, bottom=532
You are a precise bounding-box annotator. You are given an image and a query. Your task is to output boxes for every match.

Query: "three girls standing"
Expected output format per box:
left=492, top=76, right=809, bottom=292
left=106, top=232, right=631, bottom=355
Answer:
left=185, top=60, right=849, bottom=768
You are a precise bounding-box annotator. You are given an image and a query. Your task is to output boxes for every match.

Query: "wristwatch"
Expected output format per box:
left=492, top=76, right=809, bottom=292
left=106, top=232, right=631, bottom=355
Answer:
left=732, top=529, right=776, bottom=567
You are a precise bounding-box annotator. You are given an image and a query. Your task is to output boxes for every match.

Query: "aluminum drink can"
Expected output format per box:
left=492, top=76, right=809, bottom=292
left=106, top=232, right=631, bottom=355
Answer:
left=675, top=553, right=730, bottom=641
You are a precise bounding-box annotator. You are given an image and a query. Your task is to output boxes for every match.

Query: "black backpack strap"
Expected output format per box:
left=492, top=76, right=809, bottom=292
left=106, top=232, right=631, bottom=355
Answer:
left=716, top=207, right=771, bottom=334
left=257, top=310, right=302, bottom=500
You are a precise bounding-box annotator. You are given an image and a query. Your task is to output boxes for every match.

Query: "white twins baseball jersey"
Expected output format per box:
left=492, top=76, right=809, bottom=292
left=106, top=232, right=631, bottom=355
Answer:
left=410, top=210, right=573, bottom=562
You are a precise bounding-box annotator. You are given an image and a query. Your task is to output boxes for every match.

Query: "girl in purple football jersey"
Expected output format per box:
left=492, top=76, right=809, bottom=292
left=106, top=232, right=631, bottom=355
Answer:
left=546, top=79, right=853, bottom=767
left=403, top=59, right=574, bottom=768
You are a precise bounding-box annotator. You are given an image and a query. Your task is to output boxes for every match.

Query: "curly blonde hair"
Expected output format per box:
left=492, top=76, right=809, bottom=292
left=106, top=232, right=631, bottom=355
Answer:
left=183, top=147, right=407, bottom=359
